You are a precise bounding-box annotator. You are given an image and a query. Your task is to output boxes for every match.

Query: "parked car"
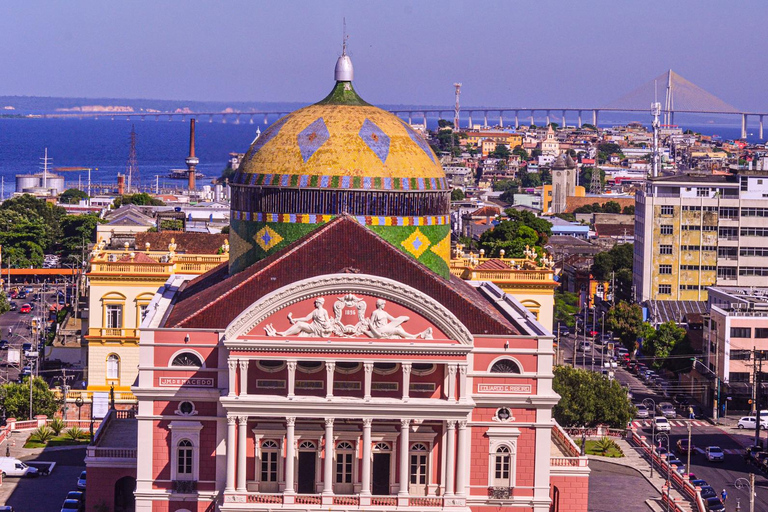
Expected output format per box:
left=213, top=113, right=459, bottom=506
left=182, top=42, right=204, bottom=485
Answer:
left=8, top=302, right=16, bottom=311
left=0, top=340, right=8, bottom=350
left=635, top=404, right=649, bottom=419
left=577, top=341, right=591, bottom=352
left=60, top=499, right=81, bottom=512
left=699, top=486, right=717, bottom=499
left=658, top=402, right=676, bottom=418
left=19, top=303, right=31, bottom=314
left=0, top=506, right=15, bottom=512
left=66, top=491, right=84, bottom=505
left=626, top=361, right=637, bottom=372
left=667, top=457, right=685, bottom=474
left=738, top=416, right=768, bottom=429
left=557, top=325, right=570, bottom=337
left=0, top=457, right=39, bottom=477
left=705, top=446, right=724, bottom=462
left=690, top=479, right=708, bottom=488
left=76, top=470, right=86, bottom=490
left=21, top=342, right=32, bottom=353
left=654, top=417, right=671, bottom=432
left=676, top=439, right=694, bottom=454
left=704, top=497, right=725, bottom=511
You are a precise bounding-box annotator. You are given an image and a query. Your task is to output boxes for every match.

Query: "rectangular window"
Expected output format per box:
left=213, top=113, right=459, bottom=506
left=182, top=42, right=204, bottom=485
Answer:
left=660, top=205, right=674, bottom=216
left=739, top=267, right=768, bottom=277
left=730, top=327, right=752, bottom=338
left=105, top=304, right=123, bottom=329
left=658, top=284, right=671, bottom=295
left=718, top=267, right=736, bottom=279
left=720, top=227, right=739, bottom=238
left=659, top=265, right=672, bottom=274
left=740, top=247, right=768, bottom=257
left=261, top=451, right=278, bottom=482
left=660, top=225, right=673, bottom=235
left=741, top=177, right=749, bottom=191
left=659, top=245, right=673, bottom=255
left=731, top=350, right=752, bottom=361
left=697, top=187, right=710, bottom=197
left=756, top=328, right=768, bottom=339
left=730, top=372, right=751, bottom=383
left=719, top=207, right=739, bottom=218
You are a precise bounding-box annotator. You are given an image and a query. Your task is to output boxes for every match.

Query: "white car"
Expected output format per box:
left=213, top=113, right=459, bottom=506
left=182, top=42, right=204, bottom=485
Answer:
left=654, top=417, right=671, bottom=432
left=635, top=404, right=649, bottom=419
left=705, top=446, right=724, bottom=462
left=737, top=416, right=768, bottom=429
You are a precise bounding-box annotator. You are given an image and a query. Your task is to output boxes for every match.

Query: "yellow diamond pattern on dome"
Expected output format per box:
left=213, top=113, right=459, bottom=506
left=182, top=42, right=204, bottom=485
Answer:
left=429, top=232, right=451, bottom=264
left=237, top=104, right=444, bottom=183
left=254, top=226, right=284, bottom=251
left=401, top=228, right=431, bottom=259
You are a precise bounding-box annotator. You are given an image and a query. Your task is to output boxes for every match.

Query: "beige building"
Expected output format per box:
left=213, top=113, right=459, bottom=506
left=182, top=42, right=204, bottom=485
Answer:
left=634, top=170, right=768, bottom=302
left=84, top=233, right=229, bottom=397
left=540, top=125, right=560, bottom=156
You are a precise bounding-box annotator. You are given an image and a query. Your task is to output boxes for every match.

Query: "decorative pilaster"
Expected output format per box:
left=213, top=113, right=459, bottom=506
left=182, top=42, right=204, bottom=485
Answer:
left=360, top=418, right=373, bottom=497
left=323, top=418, right=335, bottom=498
left=447, top=364, right=457, bottom=401
left=458, top=363, right=468, bottom=403
left=238, top=359, right=249, bottom=397
left=455, top=420, right=468, bottom=497
left=236, top=416, right=248, bottom=491
left=284, top=417, right=296, bottom=496
left=325, top=362, right=336, bottom=400
left=444, top=420, right=456, bottom=497
left=364, top=362, right=373, bottom=401
left=402, top=363, right=412, bottom=402
left=398, top=419, right=410, bottom=498
left=287, top=360, right=297, bottom=399
left=225, top=416, right=237, bottom=491
left=227, top=359, right=237, bottom=397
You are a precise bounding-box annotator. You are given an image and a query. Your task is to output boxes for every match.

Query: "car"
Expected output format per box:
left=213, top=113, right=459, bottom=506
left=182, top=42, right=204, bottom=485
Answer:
left=0, top=457, right=38, bottom=477
left=577, top=341, right=591, bottom=352
left=626, top=361, right=637, bottom=371
left=0, top=340, right=7, bottom=350
left=557, top=325, right=570, bottom=337
left=690, top=479, right=708, bottom=488
left=0, top=506, right=15, bottom=512
left=704, top=497, right=725, bottom=511
left=16, top=292, right=26, bottom=299
left=634, top=363, right=647, bottom=375
left=8, top=302, right=16, bottom=311
left=676, top=439, right=695, bottom=454
left=21, top=342, right=32, bottom=353
left=19, top=303, right=31, bottom=314
left=76, top=470, right=86, bottom=490
left=654, top=446, right=668, bottom=456
left=737, top=416, right=768, bottom=429
left=66, top=491, right=84, bottom=504
left=658, top=402, right=676, bottom=418
left=667, top=457, right=685, bottom=474
left=654, top=417, right=671, bottom=432
left=705, top=446, right=724, bottom=462
left=635, top=404, right=649, bottom=418
left=699, top=486, right=717, bottom=499
left=60, top=499, right=81, bottom=512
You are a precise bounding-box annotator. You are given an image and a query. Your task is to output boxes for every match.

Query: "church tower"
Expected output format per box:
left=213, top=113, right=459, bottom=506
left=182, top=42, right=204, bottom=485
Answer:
left=550, top=154, right=576, bottom=214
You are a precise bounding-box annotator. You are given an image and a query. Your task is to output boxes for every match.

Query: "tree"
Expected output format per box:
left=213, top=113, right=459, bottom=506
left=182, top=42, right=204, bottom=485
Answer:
left=478, top=210, right=552, bottom=257
left=554, top=291, right=579, bottom=330
left=492, top=180, right=518, bottom=193
left=606, top=302, right=651, bottom=352
left=642, top=321, right=687, bottom=371
left=0, top=377, right=61, bottom=419
left=622, top=205, right=635, bottom=216
left=58, top=188, right=89, bottom=205
left=59, top=214, right=104, bottom=259
left=518, top=169, right=541, bottom=188
left=582, top=123, right=597, bottom=131
left=451, top=189, right=465, bottom=201
left=491, top=144, right=511, bottom=160
left=0, top=194, right=66, bottom=250
left=512, top=145, right=529, bottom=161
left=597, top=142, right=621, bottom=156
left=113, top=193, right=164, bottom=208
left=0, top=292, right=9, bottom=316
left=437, top=119, right=454, bottom=129
left=603, top=201, right=621, bottom=214
left=552, top=366, right=635, bottom=428
left=579, top=167, right=605, bottom=189
left=591, top=244, right=634, bottom=303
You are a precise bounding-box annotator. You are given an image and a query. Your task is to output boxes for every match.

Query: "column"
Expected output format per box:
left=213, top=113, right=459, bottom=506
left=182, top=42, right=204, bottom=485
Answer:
left=323, top=418, right=335, bottom=495
left=287, top=360, right=297, bottom=399
left=225, top=416, right=237, bottom=491
left=458, top=363, right=468, bottom=403
left=398, top=419, right=410, bottom=497
left=325, top=361, right=336, bottom=400
left=236, top=416, right=247, bottom=491
left=238, top=359, right=249, bottom=397
left=227, top=359, right=237, bottom=397
left=444, top=421, right=456, bottom=497
left=284, top=417, right=296, bottom=495
left=455, top=420, right=468, bottom=497
left=401, top=363, right=412, bottom=402
left=447, top=364, right=457, bottom=401
left=360, top=418, right=372, bottom=496
left=364, top=362, right=373, bottom=401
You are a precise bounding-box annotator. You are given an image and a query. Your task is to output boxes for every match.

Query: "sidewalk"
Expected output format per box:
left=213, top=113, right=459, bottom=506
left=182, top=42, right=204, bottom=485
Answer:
left=588, top=437, right=693, bottom=512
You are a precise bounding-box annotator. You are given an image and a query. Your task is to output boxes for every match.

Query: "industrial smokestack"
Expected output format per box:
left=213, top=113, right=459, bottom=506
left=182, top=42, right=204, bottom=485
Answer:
left=117, top=174, right=125, bottom=196
left=186, top=118, right=199, bottom=192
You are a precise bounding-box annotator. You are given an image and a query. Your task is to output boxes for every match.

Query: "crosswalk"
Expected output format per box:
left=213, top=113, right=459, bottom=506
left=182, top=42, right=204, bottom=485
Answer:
left=630, top=420, right=709, bottom=428
left=691, top=447, right=742, bottom=455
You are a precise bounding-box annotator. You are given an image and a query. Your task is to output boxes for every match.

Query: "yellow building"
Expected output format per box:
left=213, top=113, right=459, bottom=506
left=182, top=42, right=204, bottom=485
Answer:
left=85, top=233, right=229, bottom=397
left=449, top=245, right=559, bottom=332
left=542, top=184, right=586, bottom=214
left=465, top=130, right=522, bottom=149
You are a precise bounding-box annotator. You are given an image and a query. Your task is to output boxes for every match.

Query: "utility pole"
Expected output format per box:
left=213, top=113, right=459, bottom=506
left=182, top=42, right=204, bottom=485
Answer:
left=755, top=352, right=763, bottom=449
left=686, top=420, right=692, bottom=478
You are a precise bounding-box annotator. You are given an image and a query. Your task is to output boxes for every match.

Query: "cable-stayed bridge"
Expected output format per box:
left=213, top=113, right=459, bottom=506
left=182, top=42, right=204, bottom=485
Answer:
left=38, top=70, right=768, bottom=139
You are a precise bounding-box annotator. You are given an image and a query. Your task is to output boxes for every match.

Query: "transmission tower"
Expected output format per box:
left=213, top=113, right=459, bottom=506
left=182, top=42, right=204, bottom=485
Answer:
left=453, top=83, right=462, bottom=130
left=589, top=161, right=602, bottom=195
left=126, top=125, right=139, bottom=193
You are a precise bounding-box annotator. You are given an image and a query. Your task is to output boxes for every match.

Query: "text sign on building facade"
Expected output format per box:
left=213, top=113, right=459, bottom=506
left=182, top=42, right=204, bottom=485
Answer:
left=158, top=377, right=215, bottom=388
left=477, top=383, right=532, bottom=394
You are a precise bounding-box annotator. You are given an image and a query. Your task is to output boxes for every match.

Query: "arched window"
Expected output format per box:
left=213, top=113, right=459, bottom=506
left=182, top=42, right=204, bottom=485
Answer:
left=261, top=440, right=279, bottom=482
left=299, top=441, right=316, bottom=450
left=177, top=440, right=193, bottom=475
left=297, top=361, right=323, bottom=374
left=490, top=359, right=521, bottom=374
left=335, top=362, right=361, bottom=374
left=374, top=442, right=391, bottom=452
left=493, top=445, right=511, bottom=483
left=107, top=354, right=120, bottom=380
left=171, top=352, right=203, bottom=367
left=373, top=362, right=400, bottom=375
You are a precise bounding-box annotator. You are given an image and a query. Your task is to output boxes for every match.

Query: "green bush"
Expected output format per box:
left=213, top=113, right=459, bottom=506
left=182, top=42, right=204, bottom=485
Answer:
left=48, top=417, right=65, bottom=436
left=30, top=426, right=54, bottom=444
left=594, top=436, right=616, bottom=455
left=65, top=426, right=85, bottom=440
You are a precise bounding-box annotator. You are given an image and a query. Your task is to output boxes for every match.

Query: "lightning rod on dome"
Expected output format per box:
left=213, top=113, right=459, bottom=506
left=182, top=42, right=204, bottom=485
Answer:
left=335, top=18, right=354, bottom=82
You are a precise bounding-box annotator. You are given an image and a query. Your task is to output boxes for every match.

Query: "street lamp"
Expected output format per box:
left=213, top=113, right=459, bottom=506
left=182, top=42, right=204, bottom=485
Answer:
left=643, top=398, right=657, bottom=477
left=656, top=432, right=672, bottom=511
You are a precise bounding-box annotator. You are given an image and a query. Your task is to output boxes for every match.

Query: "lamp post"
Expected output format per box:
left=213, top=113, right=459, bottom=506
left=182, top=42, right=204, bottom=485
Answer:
left=656, top=432, right=671, bottom=511
left=75, top=396, right=83, bottom=421
left=643, top=398, right=656, bottom=477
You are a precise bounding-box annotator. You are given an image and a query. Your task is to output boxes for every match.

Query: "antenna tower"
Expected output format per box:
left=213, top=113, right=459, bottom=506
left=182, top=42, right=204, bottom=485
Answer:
left=453, top=83, right=462, bottom=130
left=589, top=160, right=602, bottom=195
left=127, top=125, right=139, bottom=193
left=651, top=80, right=662, bottom=178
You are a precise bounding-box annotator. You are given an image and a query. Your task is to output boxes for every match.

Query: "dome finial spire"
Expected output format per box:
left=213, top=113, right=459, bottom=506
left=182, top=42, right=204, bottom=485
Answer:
left=335, top=18, right=354, bottom=82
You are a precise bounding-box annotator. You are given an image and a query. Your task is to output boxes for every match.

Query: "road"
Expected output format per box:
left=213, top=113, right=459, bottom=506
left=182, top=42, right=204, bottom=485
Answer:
left=559, top=329, right=768, bottom=508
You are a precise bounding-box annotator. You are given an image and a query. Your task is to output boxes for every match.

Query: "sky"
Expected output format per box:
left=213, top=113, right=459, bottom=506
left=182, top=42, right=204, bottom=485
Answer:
left=1, top=1, right=767, bottom=111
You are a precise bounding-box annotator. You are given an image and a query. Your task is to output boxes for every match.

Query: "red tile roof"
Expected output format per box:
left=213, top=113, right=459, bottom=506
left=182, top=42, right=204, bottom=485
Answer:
left=468, top=206, right=500, bottom=218
left=163, top=217, right=519, bottom=335
left=475, top=259, right=510, bottom=271
left=116, top=252, right=158, bottom=263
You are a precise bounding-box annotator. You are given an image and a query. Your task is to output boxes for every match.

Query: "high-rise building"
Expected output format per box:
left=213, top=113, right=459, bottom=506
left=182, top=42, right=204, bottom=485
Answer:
left=634, top=170, right=768, bottom=303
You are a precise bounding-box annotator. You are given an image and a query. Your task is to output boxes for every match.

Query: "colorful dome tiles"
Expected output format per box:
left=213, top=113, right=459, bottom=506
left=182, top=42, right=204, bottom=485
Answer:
left=297, top=117, right=330, bottom=163
left=359, top=118, right=390, bottom=163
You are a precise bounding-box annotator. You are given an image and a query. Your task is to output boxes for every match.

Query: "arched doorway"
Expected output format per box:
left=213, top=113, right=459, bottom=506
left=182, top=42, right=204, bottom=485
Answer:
left=114, top=476, right=136, bottom=512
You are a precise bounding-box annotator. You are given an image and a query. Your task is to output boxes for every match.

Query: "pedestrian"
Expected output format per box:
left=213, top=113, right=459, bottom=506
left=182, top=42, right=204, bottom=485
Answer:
left=721, top=489, right=727, bottom=503
left=688, top=406, right=695, bottom=420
